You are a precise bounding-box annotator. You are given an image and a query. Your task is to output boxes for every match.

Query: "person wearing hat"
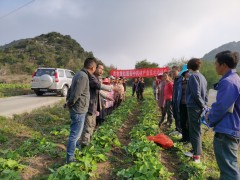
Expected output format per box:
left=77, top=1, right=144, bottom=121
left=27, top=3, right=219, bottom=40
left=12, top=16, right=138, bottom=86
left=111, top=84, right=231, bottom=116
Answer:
left=177, top=64, right=190, bottom=142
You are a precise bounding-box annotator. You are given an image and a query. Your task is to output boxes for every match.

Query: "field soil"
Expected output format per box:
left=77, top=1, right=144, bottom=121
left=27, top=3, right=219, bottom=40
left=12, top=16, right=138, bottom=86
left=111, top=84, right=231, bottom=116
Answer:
left=93, top=108, right=140, bottom=180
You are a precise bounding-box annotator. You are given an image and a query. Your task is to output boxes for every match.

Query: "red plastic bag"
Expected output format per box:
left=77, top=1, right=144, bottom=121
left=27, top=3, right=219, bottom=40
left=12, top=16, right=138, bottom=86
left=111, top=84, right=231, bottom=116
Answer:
left=147, top=133, right=174, bottom=149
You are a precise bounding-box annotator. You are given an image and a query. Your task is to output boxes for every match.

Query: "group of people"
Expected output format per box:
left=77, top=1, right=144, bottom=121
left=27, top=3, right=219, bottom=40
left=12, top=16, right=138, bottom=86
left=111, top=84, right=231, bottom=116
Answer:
left=65, top=50, right=239, bottom=179
left=132, top=77, right=145, bottom=100
left=65, top=58, right=126, bottom=164
left=153, top=51, right=240, bottom=180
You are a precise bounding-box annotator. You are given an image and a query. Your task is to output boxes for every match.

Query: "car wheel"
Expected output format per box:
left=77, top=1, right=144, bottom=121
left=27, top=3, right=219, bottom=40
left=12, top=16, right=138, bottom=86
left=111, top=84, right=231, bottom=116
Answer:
left=61, top=85, right=68, bottom=97
left=35, top=90, right=44, bottom=96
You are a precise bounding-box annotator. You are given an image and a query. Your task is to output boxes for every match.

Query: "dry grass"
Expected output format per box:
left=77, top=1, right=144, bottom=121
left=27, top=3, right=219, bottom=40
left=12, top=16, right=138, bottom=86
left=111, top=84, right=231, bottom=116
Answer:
left=0, top=74, right=32, bottom=84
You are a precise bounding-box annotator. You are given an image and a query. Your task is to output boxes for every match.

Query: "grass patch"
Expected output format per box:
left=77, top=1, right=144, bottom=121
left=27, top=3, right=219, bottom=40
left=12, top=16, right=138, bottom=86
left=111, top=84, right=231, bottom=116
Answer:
left=0, top=83, right=33, bottom=97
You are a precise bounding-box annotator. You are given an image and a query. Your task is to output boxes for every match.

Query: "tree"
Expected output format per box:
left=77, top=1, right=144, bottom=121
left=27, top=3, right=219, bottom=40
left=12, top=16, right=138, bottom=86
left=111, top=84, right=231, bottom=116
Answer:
left=135, top=59, right=158, bottom=69
left=164, top=57, right=188, bottom=69
left=134, top=59, right=159, bottom=87
left=200, top=61, right=220, bottom=89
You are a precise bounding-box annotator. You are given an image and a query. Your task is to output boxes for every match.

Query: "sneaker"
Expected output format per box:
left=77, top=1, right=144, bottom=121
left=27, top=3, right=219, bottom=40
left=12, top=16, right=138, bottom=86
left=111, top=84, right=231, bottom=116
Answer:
left=183, top=151, right=193, bottom=157
left=169, top=130, right=179, bottom=136
left=192, top=155, right=201, bottom=163
left=158, top=120, right=164, bottom=126
left=66, top=156, right=77, bottom=164
left=178, top=138, right=188, bottom=143
left=176, top=132, right=182, bottom=138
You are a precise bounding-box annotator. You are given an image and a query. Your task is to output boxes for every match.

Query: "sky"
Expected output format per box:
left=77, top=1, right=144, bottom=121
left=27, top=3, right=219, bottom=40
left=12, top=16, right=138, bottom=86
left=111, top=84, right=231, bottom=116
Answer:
left=1, top=0, right=240, bottom=69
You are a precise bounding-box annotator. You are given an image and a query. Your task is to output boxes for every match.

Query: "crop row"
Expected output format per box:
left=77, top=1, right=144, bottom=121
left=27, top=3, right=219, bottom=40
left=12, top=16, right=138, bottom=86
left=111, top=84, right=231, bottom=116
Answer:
left=0, top=83, right=32, bottom=97
left=117, top=91, right=172, bottom=179
left=48, top=97, right=138, bottom=179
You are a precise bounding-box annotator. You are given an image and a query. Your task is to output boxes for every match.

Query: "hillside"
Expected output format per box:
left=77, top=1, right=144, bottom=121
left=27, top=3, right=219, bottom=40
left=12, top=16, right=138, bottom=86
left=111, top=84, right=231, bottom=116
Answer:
left=0, top=32, right=94, bottom=75
left=202, top=41, right=240, bottom=70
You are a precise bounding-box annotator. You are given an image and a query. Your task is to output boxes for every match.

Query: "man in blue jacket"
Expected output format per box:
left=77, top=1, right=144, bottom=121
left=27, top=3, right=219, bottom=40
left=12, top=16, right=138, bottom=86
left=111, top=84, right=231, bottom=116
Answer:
left=207, top=50, right=240, bottom=180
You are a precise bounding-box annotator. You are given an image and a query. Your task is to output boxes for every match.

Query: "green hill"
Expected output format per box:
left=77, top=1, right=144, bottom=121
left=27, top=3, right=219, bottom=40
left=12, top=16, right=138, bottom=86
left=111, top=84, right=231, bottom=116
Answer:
left=0, top=32, right=95, bottom=75
left=202, top=41, right=240, bottom=70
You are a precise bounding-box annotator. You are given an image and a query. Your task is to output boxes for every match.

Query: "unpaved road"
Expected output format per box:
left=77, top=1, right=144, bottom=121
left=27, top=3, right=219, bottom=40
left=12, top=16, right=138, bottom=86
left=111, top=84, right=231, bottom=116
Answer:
left=0, top=94, right=65, bottom=118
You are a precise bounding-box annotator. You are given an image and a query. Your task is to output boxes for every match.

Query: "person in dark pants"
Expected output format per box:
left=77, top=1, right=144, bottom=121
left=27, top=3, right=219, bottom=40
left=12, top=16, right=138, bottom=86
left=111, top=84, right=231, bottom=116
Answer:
left=178, top=67, right=190, bottom=142
left=185, top=58, right=208, bottom=163
left=207, top=51, right=240, bottom=180
left=171, top=66, right=182, bottom=134
left=81, top=63, right=112, bottom=147
left=138, top=77, right=145, bottom=100
left=159, top=72, right=174, bottom=127
left=132, top=78, right=138, bottom=97
left=65, top=58, right=97, bottom=164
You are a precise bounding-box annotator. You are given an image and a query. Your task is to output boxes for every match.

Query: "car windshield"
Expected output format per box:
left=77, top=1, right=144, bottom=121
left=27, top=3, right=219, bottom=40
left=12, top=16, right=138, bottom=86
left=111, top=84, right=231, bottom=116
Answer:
left=35, top=69, right=55, bottom=76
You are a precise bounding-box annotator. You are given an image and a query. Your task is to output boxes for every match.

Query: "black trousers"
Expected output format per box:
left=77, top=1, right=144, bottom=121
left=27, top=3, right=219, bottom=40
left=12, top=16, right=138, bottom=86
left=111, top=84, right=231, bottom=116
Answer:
left=187, top=107, right=202, bottom=155
left=180, top=103, right=189, bottom=141
left=160, top=100, right=173, bottom=125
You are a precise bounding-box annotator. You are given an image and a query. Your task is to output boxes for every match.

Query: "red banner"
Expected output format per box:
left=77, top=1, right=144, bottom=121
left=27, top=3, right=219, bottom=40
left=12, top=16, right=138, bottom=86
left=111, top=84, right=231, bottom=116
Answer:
left=110, top=67, right=169, bottom=78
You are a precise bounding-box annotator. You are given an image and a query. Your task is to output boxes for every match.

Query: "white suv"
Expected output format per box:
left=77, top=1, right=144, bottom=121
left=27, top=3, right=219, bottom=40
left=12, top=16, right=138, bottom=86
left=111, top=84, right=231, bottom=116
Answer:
left=31, top=68, right=75, bottom=96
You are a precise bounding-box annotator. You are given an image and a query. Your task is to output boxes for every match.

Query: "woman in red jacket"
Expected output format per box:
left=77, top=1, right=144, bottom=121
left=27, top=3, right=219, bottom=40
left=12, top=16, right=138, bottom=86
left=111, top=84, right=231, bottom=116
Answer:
left=159, top=72, right=174, bottom=128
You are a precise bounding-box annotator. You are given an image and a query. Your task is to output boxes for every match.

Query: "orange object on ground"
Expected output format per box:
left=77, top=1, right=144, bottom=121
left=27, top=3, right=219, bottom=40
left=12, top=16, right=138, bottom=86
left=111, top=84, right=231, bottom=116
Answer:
left=147, top=133, right=174, bottom=149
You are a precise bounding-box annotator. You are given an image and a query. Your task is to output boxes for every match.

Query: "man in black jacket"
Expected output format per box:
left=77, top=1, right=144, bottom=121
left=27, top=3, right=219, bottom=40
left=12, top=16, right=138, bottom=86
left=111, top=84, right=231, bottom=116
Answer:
left=80, top=63, right=112, bottom=147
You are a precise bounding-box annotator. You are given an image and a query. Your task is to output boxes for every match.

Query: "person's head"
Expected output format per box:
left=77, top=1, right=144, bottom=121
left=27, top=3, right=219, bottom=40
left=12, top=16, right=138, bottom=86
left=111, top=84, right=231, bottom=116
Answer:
left=182, top=70, right=189, bottom=79
left=84, top=57, right=97, bottom=74
left=172, top=66, right=180, bottom=71
left=187, top=58, right=201, bottom=72
left=171, top=66, right=179, bottom=78
left=215, top=50, right=239, bottom=75
left=171, top=69, right=179, bottom=78
left=102, top=77, right=110, bottom=85
left=163, top=72, right=172, bottom=82
left=94, top=63, right=104, bottom=76
left=118, top=78, right=123, bottom=84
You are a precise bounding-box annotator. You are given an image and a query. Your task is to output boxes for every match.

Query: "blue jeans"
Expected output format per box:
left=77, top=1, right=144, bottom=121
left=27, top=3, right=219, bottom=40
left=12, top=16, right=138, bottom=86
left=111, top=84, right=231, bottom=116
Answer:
left=214, top=133, right=240, bottom=180
left=66, top=112, right=86, bottom=159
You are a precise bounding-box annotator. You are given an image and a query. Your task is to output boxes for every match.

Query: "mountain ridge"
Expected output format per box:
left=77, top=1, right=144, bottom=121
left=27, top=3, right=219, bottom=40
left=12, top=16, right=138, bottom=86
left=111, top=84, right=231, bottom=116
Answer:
left=0, top=32, right=95, bottom=75
left=202, top=41, right=240, bottom=70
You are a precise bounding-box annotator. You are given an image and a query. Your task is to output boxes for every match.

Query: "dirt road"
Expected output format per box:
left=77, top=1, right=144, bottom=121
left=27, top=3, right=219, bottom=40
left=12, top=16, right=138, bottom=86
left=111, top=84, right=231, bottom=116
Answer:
left=0, top=94, right=65, bottom=118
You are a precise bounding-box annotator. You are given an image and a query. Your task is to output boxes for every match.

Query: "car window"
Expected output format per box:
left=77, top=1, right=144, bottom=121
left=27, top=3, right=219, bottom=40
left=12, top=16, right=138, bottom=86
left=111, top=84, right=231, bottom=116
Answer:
left=35, top=69, right=55, bottom=76
left=58, top=70, right=64, bottom=77
left=71, top=71, right=75, bottom=77
left=66, top=70, right=74, bottom=78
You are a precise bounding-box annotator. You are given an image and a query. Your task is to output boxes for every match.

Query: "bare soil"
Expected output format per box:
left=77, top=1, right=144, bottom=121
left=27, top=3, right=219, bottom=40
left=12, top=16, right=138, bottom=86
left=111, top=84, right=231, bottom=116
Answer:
left=21, top=154, right=64, bottom=180
left=93, top=108, right=140, bottom=180
left=159, top=123, right=188, bottom=180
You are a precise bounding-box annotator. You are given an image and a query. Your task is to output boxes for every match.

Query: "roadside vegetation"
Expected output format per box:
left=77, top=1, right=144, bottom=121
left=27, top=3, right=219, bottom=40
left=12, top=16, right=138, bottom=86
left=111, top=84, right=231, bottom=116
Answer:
left=0, top=83, right=32, bottom=97
left=0, top=88, right=239, bottom=179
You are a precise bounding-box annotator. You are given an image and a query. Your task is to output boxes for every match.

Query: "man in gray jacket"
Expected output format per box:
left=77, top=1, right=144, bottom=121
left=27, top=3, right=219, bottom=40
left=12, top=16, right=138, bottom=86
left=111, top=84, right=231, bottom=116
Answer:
left=66, top=57, right=97, bottom=164
left=81, top=63, right=112, bottom=147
